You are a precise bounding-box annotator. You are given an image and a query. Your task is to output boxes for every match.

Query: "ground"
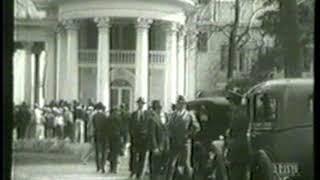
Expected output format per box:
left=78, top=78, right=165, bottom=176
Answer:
left=12, top=152, right=149, bottom=180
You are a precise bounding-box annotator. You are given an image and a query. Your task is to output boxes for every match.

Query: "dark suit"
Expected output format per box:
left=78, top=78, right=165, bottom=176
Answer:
left=108, top=111, right=123, bottom=173
left=148, top=111, right=169, bottom=180
left=166, top=109, right=200, bottom=180
left=227, top=105, right=249, bottom=180
left=17, top=105, right=32, bottom=139
left=92, top=111, right=109, bottom=173
left=129, top=109, right=150, bottom=178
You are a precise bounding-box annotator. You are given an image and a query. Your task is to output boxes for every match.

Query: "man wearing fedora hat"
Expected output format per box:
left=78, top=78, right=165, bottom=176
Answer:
left=148, top=100, right=169, bottom=180
left=128, top=97, right=150, bottom=179
left=166, top=95, right=200, bottom=180
left=92, top=102, right=110, bottom=173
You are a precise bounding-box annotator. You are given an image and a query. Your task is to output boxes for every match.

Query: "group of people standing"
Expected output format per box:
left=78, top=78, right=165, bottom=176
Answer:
left=13, top=99, right=130, bottom=144
left=91, top=95, right=200, bottom=180
left=14, top=94, right=204, bottom=180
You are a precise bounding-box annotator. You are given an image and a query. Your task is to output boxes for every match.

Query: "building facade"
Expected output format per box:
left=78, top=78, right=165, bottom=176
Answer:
left=14, top=0, right=198, bottom=111
left=13, top=0, right=313, bottom=111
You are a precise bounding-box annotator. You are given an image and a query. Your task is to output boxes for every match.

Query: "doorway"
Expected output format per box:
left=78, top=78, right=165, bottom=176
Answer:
left=110, top=79, right=132, bottom=111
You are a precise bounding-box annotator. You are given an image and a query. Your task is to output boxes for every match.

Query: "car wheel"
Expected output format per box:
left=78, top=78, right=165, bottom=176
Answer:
left=250, top=151, right=274, bottom=180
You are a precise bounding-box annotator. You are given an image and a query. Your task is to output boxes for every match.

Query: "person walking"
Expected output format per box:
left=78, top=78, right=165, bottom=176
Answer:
left=225, top=91, right=249, bottom=180
left=108, top=108, right=123, bottom=173
left=119, top=104, right=130, bottom=156
left=74, top=104, right=85, bottom=143
left=63, top=106, right=74, bottom=141
left=148, top=100, right=169, bottom=180
left=34, top=104, right=45, bottom=140
left=16, top=102, right=31, bottom=139
left=128, top=97, right=150, bottom=179
left=81, top=105, right=95, bottom=164
left=44, top=108, right=55, bottom=139
left=166, top=95, right=201, bottom=180
left=92, top=102, right=110, bottom=173
left=53, top=106, right=65, bottom=139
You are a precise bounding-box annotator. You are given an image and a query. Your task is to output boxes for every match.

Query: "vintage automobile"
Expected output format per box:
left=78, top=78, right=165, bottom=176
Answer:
left=187, top=97, right=232, bottom=180
left=224, top=78, right=314, bottom=180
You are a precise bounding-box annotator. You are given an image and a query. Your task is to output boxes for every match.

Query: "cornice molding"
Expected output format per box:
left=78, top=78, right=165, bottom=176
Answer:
left=135, top=18, right=153, bottom=29
left=94, top=17, right=111, bottom=29
left=62, top=19, right=80, bottom=30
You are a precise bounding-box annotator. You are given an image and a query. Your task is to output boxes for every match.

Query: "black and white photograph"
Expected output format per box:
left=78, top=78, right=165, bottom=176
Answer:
left=10, top=0, right=314, bottom=179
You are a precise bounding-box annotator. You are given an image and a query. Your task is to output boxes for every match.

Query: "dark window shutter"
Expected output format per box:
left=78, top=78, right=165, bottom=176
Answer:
left=197, top=32, right=208, bottom=52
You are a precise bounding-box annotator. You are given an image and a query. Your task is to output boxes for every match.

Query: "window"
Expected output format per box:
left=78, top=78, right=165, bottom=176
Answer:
left=197, top=32, right=208, bottom=52
left=253, top=93, right=278, bottom=129
left=309, top=95, right=313, bottom=113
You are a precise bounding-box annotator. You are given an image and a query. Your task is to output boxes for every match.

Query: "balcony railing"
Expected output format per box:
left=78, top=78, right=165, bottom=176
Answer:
left=79, top=49, right=166, bottom=65
left=110, top=50, right=135, bottom=64
left=149, top=50, right=166, bottom=64
left=78, top=49, right=97, bottom=64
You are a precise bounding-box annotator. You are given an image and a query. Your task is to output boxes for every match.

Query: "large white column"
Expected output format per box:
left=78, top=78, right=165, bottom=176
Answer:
left=56, top=25, right=67, bottom=101
left=13, top=45, right=25, bottom=105
left=55, top=25, right=63, bottom=100
left=94, top=17, right=111, bottom=110
left=134, top=18, right=153, bottom=109
left=177, top=26, right=186, bottom=96
left=62, top=19, right=79, bottom=101
left=164, top=22, right=179, bottom=111
left=44, top=33, right=56, bottom=103
left=22, top=42, right=35, bottom=107
left=185, top=28, right=198, bottom=101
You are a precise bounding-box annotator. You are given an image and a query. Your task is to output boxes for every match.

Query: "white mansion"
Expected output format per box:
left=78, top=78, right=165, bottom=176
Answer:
left=13, top=0, right=313, bottom=111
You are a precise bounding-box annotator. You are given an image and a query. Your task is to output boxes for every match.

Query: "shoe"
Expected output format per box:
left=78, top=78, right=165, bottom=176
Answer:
left=130, top=172, right=135, bottom=178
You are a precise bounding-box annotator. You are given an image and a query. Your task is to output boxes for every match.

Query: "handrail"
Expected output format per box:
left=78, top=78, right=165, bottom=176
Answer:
left=78, top=49, right=167, bottom=65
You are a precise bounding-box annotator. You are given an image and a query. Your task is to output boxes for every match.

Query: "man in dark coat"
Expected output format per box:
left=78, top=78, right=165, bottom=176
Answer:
left=108, top=108, right=123, bottom=173
left=225, top=91, right=250, bottom=180
left=129, top=97, right=150, bottom=179
left=17, top=102, right=32, bottom=139
left=166, top=95, right=201, bottom=180
left=148, top=100, right=169, bottom=180
left=92, top=102, right=109, bottom=173
left=119, top=104, right=130, bottom=155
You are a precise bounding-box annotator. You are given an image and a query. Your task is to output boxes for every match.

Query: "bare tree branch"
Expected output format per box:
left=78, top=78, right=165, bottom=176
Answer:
left=235, top=6, right=266, bottom=45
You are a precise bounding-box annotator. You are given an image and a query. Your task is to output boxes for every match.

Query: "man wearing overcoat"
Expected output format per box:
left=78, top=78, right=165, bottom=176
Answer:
left=92, top=102, right=110, bottom=173
left=148, top=100, right=169, bottom=180
left=108, top=108, right=123, bottom=173
left=166, top=95, right=201, bottom=180
left=128, top=97, right=150, bottom=179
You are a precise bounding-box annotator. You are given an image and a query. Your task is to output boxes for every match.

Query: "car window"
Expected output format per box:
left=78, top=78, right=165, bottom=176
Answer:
left=254, top=93, right=278, bottom=123
left=309, top=95, right=313, bottom=113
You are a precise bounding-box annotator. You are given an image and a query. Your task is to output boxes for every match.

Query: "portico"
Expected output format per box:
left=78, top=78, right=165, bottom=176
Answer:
left=14, top=0, right=197, bottom=111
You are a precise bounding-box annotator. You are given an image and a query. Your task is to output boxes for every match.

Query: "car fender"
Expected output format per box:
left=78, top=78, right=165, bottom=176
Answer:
left=250, top=149, right=275, bottom=180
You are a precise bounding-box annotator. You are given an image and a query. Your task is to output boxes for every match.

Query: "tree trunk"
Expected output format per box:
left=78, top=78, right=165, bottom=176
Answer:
left=279, top=0, right=302, bottom=78
left=227, top=0, right=240, bottom=79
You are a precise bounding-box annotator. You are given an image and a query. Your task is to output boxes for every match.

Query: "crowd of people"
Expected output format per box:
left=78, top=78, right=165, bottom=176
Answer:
left=13, top=95, right=220, bottom=180
left=88, top=95, right=201, bottom=180
left=13, top=99, right=130, bottom=144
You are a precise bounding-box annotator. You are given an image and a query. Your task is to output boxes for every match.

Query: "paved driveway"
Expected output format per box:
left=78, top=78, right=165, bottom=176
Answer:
left=12, top=152, right=149, bottom=180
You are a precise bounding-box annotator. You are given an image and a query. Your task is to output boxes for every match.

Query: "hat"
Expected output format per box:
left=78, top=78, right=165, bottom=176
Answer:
left=226, top=90, right=242, bottom=105
left=136, top=97, right=145, bottom=104
left=151, top=100, right=162, bottom=109
left=95, top=102, right=105, bottom=111
left=176, top=95, right=186, bottom=104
